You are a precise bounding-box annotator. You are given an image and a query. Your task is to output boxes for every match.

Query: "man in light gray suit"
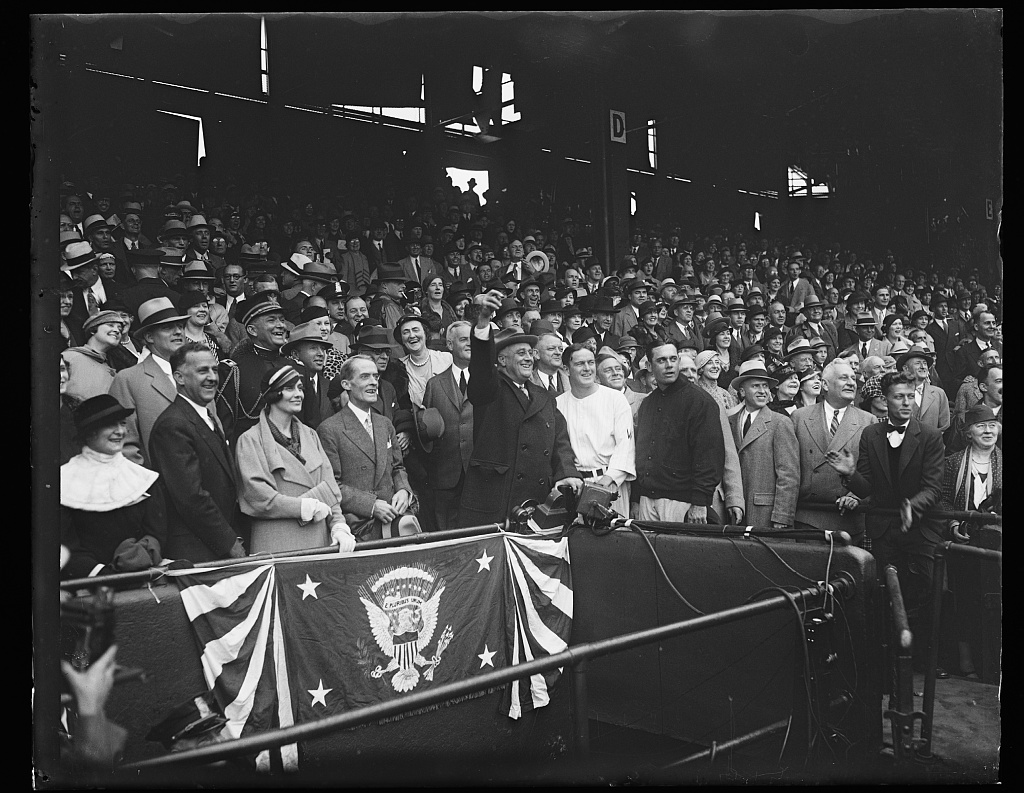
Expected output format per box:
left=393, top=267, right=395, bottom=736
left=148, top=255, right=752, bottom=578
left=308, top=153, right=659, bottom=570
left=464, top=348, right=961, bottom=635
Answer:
left=316, top=355, right=416, bottom=541
left=422, top=322, right=474, bottom=531
left=729, top=361, right=800, bottom=530
left=107, top=297, right=188, bottom=466
left=791, top=359, right=874, bottom=546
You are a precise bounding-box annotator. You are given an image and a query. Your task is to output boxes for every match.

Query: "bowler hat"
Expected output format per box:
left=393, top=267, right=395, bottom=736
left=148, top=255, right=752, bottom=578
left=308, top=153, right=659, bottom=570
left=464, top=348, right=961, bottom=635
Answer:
left=732, top=360, right=779, bottom=389
left=412, top=405, right=446, bottom=453
left=72, top=394, right=135, bottom=437
left=132, top=296, right=189, bottom=338
left=494, top=327, right=538, bottom=354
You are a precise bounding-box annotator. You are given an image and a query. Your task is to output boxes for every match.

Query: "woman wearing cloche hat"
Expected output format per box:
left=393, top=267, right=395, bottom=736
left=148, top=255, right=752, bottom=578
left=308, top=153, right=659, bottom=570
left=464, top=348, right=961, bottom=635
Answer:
left=234, top=361, right=356, bottom=555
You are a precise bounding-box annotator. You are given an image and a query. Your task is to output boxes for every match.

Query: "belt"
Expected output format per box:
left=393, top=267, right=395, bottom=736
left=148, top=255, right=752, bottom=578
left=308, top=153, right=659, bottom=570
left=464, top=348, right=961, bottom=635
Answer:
left=579, top=468, right=605, bottom=478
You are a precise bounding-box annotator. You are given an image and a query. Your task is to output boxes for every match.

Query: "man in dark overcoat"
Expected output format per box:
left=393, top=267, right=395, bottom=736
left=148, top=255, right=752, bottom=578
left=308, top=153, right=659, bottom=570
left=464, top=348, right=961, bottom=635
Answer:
left=458, top=291, right=581, bottom=526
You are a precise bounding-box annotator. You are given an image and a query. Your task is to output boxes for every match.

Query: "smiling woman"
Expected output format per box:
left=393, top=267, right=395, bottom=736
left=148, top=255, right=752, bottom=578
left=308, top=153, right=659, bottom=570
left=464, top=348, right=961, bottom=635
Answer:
left=61, top=310, right=123, bottom=405
left=235, top=362, right=355, bottom=555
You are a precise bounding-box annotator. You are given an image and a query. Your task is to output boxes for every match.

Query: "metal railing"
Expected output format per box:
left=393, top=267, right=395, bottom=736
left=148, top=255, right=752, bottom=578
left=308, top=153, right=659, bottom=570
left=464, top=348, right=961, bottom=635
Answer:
left=122, top=575, right=855, bottom=772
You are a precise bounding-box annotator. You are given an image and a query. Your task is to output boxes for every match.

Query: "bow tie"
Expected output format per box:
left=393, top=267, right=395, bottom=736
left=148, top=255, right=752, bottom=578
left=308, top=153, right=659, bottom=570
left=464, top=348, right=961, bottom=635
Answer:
left=885, top=423, right=907, bottom=435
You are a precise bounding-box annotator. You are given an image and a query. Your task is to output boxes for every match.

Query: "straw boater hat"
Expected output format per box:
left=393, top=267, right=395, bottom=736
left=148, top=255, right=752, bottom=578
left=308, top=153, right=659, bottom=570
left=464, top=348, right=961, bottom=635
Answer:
left=61, top=241, right=99, bottom=273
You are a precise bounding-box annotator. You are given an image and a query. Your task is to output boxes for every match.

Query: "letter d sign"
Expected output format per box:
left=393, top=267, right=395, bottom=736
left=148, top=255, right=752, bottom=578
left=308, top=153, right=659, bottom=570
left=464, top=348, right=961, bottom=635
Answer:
left=610, top=110, right=626, bottom=144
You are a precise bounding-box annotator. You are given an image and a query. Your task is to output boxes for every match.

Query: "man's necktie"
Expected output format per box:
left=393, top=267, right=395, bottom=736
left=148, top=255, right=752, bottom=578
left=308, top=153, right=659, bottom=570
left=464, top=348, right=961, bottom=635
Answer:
left=86, top=289, right=99, bottom=316
left=549, top=375, right=558, bottom=394
left=861, top=342, right=868, bottom=358
left=413, top=257, right=420, bottom=281
left=364, top=415, right=373, bottom=440
left=885, top=423, right=907, bottom=435
left=829, top=409, right=840, bottom=439
left=208, top=407, right=225, bottom=441
left=743, top=412, right=753, bottom=437
left=459, top=369, right=467, bottom=396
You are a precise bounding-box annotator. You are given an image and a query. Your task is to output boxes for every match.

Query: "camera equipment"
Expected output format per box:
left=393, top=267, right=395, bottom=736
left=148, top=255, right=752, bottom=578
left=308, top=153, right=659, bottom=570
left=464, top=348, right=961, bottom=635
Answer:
left=62, top=586, right=115, bottom=671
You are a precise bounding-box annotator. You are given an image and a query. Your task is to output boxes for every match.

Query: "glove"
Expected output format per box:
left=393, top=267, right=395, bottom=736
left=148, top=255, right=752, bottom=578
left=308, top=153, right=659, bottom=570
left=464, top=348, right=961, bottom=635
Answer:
left=300, top=498, right=332, bottom=524
left=331, top=523, right=356, bottom=554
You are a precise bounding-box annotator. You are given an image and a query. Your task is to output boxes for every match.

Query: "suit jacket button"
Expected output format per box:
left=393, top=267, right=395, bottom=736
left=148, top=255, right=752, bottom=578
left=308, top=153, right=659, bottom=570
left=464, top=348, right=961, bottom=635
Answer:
left=539, top=478, right=545, bottom=485
left=521, top=444, right=528, bottom=451
left=516, top=473, right=523, bottom=480
left=546, top=422, right=551, bottom=428
left=544, top=449, right=549, bottom=456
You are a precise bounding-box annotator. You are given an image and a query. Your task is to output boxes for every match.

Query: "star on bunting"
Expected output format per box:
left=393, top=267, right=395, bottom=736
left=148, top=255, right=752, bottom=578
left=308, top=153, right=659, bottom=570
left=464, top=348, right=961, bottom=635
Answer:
left=478, top=645, right=496, bottom=668
left=476, top=549, right=493, bottom=572
left=308, top=679, right=332, bottom=707
left=297, top=574, right=321, bottom=600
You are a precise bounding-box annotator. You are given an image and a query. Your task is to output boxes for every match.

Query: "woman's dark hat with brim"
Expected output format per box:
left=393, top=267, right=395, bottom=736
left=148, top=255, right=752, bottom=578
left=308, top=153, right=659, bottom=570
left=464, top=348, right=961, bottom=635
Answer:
left=73, top=394, right=135, bottom=437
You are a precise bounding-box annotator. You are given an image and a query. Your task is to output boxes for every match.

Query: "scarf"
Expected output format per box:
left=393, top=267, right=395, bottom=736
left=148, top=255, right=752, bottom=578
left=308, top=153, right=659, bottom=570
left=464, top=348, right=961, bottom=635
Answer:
left=60, top=446, right=159, bottom=512
left=268, top=414, right=305, bottom=464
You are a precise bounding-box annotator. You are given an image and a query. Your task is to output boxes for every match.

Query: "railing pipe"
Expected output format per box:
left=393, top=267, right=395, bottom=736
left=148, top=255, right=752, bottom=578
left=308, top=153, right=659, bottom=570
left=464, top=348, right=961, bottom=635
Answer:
left=882, top=565, right=917, bottom=762
left=123, top=577, right=852, bottom=771
left=60, top=524, right=504, bottom=590
left=662, top=694, right=851, bottom=769
left=797, top=504, right=1001, bottom=524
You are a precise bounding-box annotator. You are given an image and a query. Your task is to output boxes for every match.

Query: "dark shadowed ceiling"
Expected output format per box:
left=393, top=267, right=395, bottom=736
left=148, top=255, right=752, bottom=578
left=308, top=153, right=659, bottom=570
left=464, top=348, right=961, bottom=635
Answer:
left=56, top=11, right=1002, bottom=194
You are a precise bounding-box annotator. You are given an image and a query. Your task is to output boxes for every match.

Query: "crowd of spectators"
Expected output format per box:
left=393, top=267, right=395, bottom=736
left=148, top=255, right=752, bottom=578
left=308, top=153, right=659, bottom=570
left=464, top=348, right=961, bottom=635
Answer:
left=54, top=173, right=1002, bottom=763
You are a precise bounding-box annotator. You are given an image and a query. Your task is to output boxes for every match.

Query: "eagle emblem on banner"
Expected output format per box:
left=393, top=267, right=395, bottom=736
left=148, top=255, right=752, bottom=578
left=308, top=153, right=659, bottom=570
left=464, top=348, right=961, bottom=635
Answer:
left=358, top=566, right=453, bottom=693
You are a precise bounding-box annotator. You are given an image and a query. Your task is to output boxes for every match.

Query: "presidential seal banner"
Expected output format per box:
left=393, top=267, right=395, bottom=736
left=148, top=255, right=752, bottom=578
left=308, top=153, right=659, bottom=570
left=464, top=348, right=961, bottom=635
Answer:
left=169, top=532, right=572, bottom=769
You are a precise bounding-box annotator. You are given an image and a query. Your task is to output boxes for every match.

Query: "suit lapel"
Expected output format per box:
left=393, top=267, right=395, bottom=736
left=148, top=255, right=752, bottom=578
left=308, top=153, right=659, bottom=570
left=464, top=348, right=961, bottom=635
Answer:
left=371, top=414, right=391, bottom=473
left=145, top=356, right=178, bottom=403
left=737, top=408, right=769, bottom=452
left=871, top=426, right=894, bottom=487
left=181, top=399, right=235, bottom=480
left=342, top=408, right=376, bottom=462
left=828, top=407, right=860, bottom=455
left=441, top=368, right=464, bottom=409
left=898, top=421, right=921, bottom=481
left=808, top=404, right=829, bottom=454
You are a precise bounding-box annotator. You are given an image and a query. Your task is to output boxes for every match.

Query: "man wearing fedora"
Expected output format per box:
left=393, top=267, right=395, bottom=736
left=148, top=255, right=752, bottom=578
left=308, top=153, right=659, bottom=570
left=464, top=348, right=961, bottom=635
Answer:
left=791, top=359, right=875, bottom=546
left=665, top=293, right=704, bottom=352
left=185, top=215, right=226, bottom=272
left=611, top=279, right=647, bottom=340
left=368, top=263, right=408, bottom=345
left=843, top=312, right=890, bottom=362
left=316, top=355, right=418, bottom=542
left=282, top=321, right=336, bottom=430
left=589, top=296, right=621, bottom=352
left=776, top=253, right=816, bottom=315
left=729, top=361, right=801, bottom=530
left=422, top=321, right=474, bottom=531
left=215, top=292, right=289, bottom=443
left=789, top=295, right=839, bottom=363
left=459, top=291, right=582, bottom=526
left=62, top=241, right=105, bottom=340
left=149, top=342, right=246, bottom=562
left=108, top=297, right=189, bottom=467
left=397, top=238, right=438, bottom=286
left=900, top=345, right=950, bottom=434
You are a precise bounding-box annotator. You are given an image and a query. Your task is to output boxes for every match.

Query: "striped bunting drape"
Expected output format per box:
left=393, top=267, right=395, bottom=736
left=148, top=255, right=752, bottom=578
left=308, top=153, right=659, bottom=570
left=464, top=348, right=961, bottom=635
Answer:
left=504, top=535, right=573, bottom=719
left=176, top=564, right=299, bottom=771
